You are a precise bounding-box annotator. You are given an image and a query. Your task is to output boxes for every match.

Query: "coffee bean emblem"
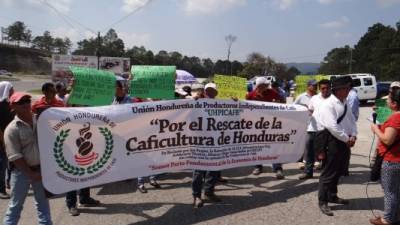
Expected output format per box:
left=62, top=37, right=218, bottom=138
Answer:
left=76, top=122, right=93, bottom=156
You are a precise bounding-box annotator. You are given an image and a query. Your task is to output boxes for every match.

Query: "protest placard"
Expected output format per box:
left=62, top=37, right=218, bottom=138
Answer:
left=375, top=98, right=391, bottom=123
left=68, top=67, right=116, bottom=106
left=130, top=65, right=176, bottom=99
left=38, top=99, right=308, bottom=193
left=214, top=74, right=247, bottom=100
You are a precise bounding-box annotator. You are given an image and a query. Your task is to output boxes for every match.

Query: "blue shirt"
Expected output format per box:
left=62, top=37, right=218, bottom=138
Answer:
left=347, top=88, right=359, bottom=121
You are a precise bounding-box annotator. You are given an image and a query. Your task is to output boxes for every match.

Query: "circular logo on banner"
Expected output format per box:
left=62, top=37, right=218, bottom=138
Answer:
left=53, top=122, right=114, bottom=176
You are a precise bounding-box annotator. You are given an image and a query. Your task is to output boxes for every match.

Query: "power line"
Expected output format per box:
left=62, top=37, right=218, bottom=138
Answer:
left=102, top=0, right=153, bottom=32
left=38, top=0, right=96, bottom=37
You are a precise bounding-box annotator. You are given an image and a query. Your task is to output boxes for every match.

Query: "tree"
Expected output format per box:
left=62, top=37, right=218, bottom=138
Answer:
left=225, top=34, right=237, bottom=61
left=53, top=37, right=72, bottom=54
left=319, top=45, right=352, bottom=74
left=74, top=29, right=124, bottom=57
left=6, top=21, right=32, bottom=46
left=32, top=31, right=54, bottom=52
left=286, top=66, right=301, bottom=80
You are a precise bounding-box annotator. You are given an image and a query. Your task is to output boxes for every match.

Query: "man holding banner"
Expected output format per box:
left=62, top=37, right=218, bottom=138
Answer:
left=192, top=83, right=222, bottom=208
left=3, top=92, right=53, bottom=225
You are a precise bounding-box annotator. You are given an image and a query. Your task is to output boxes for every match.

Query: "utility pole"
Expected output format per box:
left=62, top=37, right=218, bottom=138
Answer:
left=349, top=47, right=353, bottom=74
left=96, top=31, right=101, bottom=70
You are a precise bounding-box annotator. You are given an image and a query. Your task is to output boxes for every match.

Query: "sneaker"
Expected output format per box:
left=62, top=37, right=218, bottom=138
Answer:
left=149, top=180, right=161, bottom=189
left=204, top=193, right=222, bottom=203
left=275, top=170, right=285, bottom=180
left=79, top=198, right=101, bottom=207
left=252, top=168, right=262, bottom=175
left=328, top=196, right=349, bottom=205
left=0, top=192, right=10, bottom=199
left=138, top=184, right=147, bottom=193
left=68, top=207, right=80, bottom=216
left=298, top=162, right=305, bottom=170
left=193, top=197, right=203, bottom=208
left=314, top=161, right=322, bottom=170
left=318, top=202, right=333, bottom=216
left=298, top=173, right=313, bottom=180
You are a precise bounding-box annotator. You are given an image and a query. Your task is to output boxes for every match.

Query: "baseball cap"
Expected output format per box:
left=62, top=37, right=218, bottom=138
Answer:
left=9, top=92, right=31, bottom=104
left=390, top=81, right=400, bottom=88
left=205, top=83, right=217, bottom=90
left=307, top=79, right=317, bottom=86
left=255, top=77, right=267, bottom=87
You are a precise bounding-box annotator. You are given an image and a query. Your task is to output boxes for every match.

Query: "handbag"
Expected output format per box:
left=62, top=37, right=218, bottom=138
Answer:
left=370, top=139, right=400, bottom=182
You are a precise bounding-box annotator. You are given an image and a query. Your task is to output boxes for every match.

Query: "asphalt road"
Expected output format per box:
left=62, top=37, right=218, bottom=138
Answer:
left=0, top=80, right=383, bottom=225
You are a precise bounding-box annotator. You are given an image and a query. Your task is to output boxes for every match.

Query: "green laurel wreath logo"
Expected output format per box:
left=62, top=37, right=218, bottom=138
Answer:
left=53, top=127, right=113, bottom=176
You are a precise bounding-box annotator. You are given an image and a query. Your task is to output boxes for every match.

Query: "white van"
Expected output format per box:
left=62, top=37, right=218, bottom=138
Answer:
left=248, top=75, right=276, bottom=86
left=328, top=73, right=377, bottom=102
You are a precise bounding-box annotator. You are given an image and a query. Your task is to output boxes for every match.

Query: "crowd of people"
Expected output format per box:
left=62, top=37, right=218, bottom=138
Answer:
left=0, top=75, right=399, bottom=225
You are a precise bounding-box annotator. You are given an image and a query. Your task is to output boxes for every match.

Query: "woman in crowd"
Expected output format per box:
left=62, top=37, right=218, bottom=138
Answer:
left=370, top=88, right=400, bottom=225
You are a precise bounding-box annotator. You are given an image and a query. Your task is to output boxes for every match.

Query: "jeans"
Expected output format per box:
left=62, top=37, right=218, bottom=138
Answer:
left=0, top=149, right=7, bottom=193
left=304, top=132, right=316, bottom=175
left=66, top=188, right=91, bottom=208
left=192, top=170, right=218, bottom=198
left=137, top=175, right=158, bottom=185
left=3, top=168, right=52, bottom=225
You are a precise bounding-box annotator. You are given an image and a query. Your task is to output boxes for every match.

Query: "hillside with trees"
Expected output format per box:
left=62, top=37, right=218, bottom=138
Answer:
left=319, top=21, right=400, bottom=81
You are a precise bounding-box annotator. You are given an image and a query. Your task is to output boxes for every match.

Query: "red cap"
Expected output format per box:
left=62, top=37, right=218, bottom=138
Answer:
left=9, top=92, right=31, bottom=104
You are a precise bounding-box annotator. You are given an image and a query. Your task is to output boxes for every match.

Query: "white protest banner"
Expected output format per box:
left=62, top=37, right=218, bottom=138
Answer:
left=38, top=99, right=308, bottom=194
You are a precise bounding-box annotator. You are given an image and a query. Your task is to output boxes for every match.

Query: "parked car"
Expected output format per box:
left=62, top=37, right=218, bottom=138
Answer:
left=377, top=81, right=392, bottom=99
left=0, top=70, right=13, bottom=77
left=328, top=73, right=377, bottom=103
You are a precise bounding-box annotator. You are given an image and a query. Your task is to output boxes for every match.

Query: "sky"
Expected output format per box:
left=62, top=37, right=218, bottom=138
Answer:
left=0, top=0, right=399, bottom=63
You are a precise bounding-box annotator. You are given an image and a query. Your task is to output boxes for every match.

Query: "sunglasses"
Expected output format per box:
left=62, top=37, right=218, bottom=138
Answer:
left=15, top=98, right=31, bottom=105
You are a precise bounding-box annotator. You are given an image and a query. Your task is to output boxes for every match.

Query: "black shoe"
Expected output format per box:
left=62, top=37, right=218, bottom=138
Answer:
left=275, top=170, right=285, bottom=180
left=298, top=173, right=313, bottom=180
left=252, top=168, right=262, bottom=175
left=217, top=177, right=228, bottom=183
left=319, top=202, right=333, bottom=216
left=193, top=197, right=203, bottom=208
left=204, top=193, right=222, bottom=203
left=138, top=184, right=147, bottom=193
left=79, top=198, right=101, bottom=207
left=68, top=207, right=80, bottom=216
left=328, top=196, right=349, bottom=205
left=149, top=180, right=161, bottom=189
left=0, top=192, right=10, bottom=199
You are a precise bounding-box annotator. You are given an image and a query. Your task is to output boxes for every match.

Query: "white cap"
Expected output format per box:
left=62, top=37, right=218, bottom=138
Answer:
left=204, top=83, right=217, bottom=90
left=175, top=88, right=188, bottom=96
left=390, top=81, right=400, bottom=88
left=255, top=77, right=267, bottom=87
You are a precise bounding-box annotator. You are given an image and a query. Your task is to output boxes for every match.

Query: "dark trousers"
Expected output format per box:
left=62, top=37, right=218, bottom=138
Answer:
left=0, top=149, right=7, bottom=193
left=318, top=135, right=350, bottom=203
left=66, top=188, right=91, bottom=208
left=304, top=132, right=316, bottom=175
left=192, top=170, right=218, bottom=198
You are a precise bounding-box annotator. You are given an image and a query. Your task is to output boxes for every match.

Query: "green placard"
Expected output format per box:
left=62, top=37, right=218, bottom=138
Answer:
left=214, top=74, right=247, bottom=100
left=294, top=75, right=329, bottom=98
left=375, top=99, right=392, bottom=123
left=130, top=65, right=176, bottom=99
left=68, top=67, right=116, bottom=106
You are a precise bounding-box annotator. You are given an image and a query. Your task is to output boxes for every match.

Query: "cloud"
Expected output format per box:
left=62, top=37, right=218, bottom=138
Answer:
left=376, top=0, right=400, bottom=7
left=317, top=0, right=335, bottom=4
left=183, top=0, right=247, bottom=15
left=333, top=32, right=352, bottom=39
left=319, top=16, right=349, bottom=29
left=118, top=32, right=151, bottom=49
left=271, top=0, right=298, bottom=10
left=0, top=0, right=72, bottom=14
left=121, top=0, right=151, bottom=13
left=51, top=27, right=94, bottom=47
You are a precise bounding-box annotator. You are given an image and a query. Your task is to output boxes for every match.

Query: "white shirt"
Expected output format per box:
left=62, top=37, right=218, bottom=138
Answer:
left=294, top=92, right=313, bottom=107
left=307, top=93, right=328, bottom=132
left=315, top=94, right=357, bottom=142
